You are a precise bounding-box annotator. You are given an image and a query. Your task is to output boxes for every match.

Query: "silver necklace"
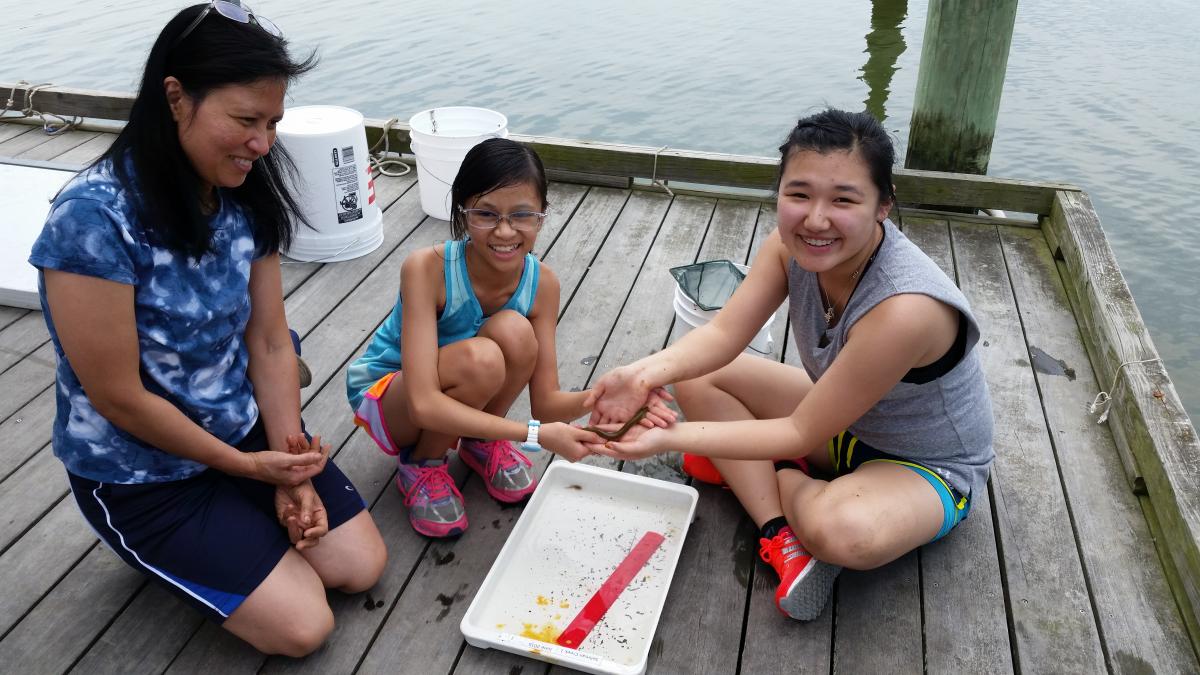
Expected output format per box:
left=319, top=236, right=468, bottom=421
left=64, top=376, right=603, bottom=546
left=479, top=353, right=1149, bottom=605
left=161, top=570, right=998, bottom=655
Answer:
left=819, top=226, right=881, bottom=327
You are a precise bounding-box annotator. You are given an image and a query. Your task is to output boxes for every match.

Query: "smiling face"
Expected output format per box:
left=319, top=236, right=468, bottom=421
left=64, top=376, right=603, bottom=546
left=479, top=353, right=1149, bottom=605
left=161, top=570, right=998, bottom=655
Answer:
left=166, top=76, right=286, bottom=199
left=463, top=181, right=545, bottom=271
left=776, top=147, right=892, bottom=278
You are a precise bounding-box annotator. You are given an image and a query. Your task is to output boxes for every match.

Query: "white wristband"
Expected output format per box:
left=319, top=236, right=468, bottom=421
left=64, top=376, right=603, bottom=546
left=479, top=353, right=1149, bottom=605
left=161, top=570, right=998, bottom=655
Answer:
left=520, top=419, right=543, bottom=452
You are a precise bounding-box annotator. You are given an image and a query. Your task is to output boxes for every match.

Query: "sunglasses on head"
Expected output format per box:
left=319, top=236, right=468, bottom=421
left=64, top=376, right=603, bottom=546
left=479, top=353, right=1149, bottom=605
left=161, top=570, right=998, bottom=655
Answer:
left=175, top=1, right=281, bottom=46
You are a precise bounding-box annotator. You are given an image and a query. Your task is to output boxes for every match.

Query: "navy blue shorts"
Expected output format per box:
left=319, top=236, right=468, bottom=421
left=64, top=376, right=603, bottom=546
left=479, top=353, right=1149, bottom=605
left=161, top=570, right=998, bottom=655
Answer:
left=68, top=419, right=366, bottom=623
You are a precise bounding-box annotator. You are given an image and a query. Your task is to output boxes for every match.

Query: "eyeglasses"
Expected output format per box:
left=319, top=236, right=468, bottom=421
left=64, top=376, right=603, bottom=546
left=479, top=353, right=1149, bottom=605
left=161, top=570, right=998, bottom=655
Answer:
left=459, top=207, right=546, bottom=231
left=175, top=1, right=281, bottom=47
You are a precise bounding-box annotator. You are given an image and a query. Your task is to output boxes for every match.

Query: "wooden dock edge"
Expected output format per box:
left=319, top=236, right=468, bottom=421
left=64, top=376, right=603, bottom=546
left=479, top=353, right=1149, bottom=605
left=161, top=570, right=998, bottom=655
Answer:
left=2, top=82, right=1078, bottom=212
left=1044, top=189, right=1200, bottom=652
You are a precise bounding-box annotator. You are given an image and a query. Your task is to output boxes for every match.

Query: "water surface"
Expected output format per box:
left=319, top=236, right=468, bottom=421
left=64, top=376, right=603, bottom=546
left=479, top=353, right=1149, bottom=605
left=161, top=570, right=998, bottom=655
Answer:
left=4, top=0, right=1198, bottom=419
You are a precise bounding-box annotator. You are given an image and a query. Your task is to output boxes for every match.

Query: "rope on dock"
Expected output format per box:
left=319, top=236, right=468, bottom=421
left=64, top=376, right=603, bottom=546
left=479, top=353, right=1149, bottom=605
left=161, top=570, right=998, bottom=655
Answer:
left=649, top=145, right=675, bottom=197
left=1089, top=357, right=1163, bottom=423
left=367, top=117, right=412, bottom=178
left=2, top=81, right=83, bottom=135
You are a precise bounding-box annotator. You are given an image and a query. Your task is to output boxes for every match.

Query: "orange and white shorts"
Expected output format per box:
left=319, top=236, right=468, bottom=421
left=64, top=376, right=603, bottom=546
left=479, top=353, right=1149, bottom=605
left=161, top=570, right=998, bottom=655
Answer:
left=353, top=371, right=407, bottom=457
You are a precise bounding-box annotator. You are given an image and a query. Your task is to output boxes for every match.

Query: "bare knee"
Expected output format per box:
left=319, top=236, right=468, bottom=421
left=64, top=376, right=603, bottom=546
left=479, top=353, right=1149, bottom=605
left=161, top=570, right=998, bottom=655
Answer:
left=277, top=609, right=335, bottom=657
left=797, top=496, right=890, bottom=570
left=481, top=310, right=538, bottom=372
left=337, top=538, right=388, bottom=594
left=251, top=604, right=334, bottom=657
left=448, top=338, right=506, bottom=396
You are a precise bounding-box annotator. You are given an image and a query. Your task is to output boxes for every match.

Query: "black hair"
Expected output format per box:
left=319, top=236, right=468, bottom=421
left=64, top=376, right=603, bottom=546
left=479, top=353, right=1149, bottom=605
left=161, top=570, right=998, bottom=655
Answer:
left=448, top=138, right=549, bottom=241
left=98, top=3, right=317, bottom=259
left=777, top=109, right=898, bottom=209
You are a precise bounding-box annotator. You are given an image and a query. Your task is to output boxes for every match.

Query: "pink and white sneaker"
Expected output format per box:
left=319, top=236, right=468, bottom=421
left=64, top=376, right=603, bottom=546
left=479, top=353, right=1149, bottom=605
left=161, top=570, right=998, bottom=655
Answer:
left=395, top=459, right=468, bottom=538
left=458, top=439, right=537, bottom=503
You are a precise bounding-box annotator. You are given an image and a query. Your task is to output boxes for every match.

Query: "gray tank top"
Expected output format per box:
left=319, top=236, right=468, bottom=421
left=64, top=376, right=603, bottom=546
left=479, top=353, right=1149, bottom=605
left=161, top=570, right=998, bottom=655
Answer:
left=787, top=218, right=994, bottom=496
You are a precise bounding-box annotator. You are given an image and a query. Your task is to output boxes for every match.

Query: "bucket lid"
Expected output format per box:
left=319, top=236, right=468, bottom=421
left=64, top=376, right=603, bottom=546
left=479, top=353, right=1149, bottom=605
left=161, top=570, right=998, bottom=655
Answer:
left=669, top=259, right=746, bottom=311
left=277, top=105, right=364, bottom=136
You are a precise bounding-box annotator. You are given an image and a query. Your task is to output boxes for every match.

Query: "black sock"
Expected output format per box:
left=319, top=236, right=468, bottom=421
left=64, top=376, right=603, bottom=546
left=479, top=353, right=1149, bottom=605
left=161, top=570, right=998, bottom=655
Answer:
left=760, top=516, right=790, bottom=541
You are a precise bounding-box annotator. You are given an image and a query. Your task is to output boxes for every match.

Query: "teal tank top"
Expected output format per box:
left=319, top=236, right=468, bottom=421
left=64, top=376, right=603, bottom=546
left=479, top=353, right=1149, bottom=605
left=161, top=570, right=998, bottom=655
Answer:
left=346, top=239, right=540, bottom=409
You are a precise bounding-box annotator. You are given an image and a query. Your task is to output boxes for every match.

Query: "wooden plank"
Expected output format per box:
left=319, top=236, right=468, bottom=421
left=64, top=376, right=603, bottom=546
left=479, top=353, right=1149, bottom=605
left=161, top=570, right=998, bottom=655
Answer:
left=14, top=129, right=99, bottom=161
left=833, top=553, right=922, bottom=673
left=0, top=123, right=36, bottom=144
left=3, top=88, right=1075, bottom=212
left=48, top=132, right=113, bottom=165
left=0, top=445, right=63, bottom=553
left=0, top=385, right=53, bottom=482
left=0, top=546, right=145, bottom=673
left=282, top=176, right=423, bottom=339
left=542, top=187, right=631, bottom=314
left=71, top=585, right=204, bottom=675
left=0, top=125, right=56, bottom=156
left=1140, top=493, right=1200, bottom=659
left=1000, top=225, right=1196, bottom=670
left=0, top=85, right=134, bottom=121
left=903, top=217, right=1012, bottom=674
left=950, top=222, right=1105, bottom=672
left=0, top=307, right=27, bottom=332
left=0, top=498, right=95, bottom=637
left=1045, top=190, right=1200, bottom=645
left=0, top=336, right=54, bottom=422
left=357, top=476, right=525, bottom=674
left=0, top=311, right=50, bottom=376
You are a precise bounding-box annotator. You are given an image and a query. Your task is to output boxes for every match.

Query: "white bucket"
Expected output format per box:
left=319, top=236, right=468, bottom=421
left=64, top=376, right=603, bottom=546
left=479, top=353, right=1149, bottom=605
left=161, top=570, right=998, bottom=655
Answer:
left=672, top=265, right=776, bottom=356
left=276, top=105, right=383, bottom=262
left=408, top=107, right=508, bottom=220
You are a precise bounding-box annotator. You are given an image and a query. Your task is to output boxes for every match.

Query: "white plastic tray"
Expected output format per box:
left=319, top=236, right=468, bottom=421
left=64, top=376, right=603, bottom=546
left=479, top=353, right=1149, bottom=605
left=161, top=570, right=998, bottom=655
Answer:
left=461, top=461, right=698, bottom=675
left=0, top=160, right=78, bottom=309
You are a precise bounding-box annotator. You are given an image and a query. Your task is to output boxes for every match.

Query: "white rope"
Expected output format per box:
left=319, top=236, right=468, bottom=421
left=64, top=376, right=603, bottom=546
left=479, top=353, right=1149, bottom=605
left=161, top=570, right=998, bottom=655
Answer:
left=1088, top=357, right=1162, bottom=424
left=2, top=81, right=83, bottom=135
left=649, top=145, right=674, bottom=196
left=367, top=117, right=411, bottom=178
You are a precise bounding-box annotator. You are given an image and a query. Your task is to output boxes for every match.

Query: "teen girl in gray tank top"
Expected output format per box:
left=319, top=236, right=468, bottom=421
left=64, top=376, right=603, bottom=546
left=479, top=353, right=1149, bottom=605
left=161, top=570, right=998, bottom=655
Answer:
left=789, top=217, right=994, bottom=499
left=585, top=109, right=995, bottom=624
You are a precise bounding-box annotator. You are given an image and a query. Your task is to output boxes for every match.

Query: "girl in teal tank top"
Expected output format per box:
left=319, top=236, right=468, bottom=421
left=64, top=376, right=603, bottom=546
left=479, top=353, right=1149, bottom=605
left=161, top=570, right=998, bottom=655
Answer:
left=346, top=139, right=673, bottom=538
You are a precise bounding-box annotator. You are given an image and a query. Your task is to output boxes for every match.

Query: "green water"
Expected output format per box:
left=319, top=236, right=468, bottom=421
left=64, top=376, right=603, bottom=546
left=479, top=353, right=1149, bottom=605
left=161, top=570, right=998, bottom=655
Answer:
left=4, top=0, right=1198, bottom=420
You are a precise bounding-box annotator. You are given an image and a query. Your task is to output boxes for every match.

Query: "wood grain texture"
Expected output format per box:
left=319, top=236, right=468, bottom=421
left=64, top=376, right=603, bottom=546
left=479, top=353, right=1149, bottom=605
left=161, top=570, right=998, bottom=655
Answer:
left=904, top=216, right=1012, bottom=675
left=1046, top=190, right=1200, bottom=647
left=951, top=222, right=1105, bottom=672
left=1000, top=225, right=1195, bottom=672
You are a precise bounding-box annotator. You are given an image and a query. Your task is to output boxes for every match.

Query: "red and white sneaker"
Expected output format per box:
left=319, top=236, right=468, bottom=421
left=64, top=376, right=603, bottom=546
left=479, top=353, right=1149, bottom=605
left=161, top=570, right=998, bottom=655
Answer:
left=458, top=439, right=537, bottom=503
left=758, top=525, right=840, bottom=621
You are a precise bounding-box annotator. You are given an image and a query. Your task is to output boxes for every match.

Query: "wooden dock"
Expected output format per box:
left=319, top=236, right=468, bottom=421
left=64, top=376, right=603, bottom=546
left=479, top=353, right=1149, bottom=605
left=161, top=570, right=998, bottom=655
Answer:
left=0, top=116, right=1197, bottom=674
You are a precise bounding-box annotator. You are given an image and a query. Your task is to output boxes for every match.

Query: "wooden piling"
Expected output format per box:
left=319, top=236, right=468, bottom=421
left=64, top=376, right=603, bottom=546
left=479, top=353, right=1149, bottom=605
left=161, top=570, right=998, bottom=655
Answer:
left=905, top=0, right=1019, bottom=174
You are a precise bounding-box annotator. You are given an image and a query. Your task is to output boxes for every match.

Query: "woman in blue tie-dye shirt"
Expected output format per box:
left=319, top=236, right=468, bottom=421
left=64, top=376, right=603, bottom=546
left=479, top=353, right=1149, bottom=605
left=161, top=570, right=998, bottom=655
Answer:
left=28, top=3, right=385, bottom=657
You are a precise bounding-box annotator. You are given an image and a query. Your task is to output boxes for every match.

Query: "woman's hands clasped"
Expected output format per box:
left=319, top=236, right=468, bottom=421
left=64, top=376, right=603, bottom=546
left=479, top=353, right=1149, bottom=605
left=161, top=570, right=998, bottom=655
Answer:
left=271, top=433, right=331, bottom=549
left=246, top=433, right=330, bottom=487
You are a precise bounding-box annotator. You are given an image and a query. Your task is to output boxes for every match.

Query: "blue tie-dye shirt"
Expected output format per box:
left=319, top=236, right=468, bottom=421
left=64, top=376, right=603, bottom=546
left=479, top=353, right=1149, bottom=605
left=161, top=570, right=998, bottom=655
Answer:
left=28, top=158, right=262, bottom=483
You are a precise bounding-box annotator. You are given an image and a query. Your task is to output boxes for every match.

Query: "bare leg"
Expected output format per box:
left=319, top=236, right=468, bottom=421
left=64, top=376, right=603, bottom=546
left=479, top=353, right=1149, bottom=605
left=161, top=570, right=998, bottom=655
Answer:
left=379, top=338, right=506, bottom=461
left=777, top=461, right=944, bottom=569
left=673, top=354, right=813, bottom=528
left=298, top=510, right=387, bottom=593
left=222, top=550, right=334, bottom=657
left=475, top=310, right=538, bottom=418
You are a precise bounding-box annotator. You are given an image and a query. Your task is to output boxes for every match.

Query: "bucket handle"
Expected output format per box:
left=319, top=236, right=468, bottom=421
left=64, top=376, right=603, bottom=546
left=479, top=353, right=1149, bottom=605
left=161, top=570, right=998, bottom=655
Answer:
left=412, top=132, right=507, bottom=187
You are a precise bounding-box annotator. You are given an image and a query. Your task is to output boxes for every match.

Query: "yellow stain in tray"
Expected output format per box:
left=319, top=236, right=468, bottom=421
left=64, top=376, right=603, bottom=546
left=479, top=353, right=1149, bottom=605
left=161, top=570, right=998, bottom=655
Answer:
left=520, top=622, right=562, bottom=642
left=559, top=600, right=570, bottom=608
left=536, top=595, right=550, bottom=606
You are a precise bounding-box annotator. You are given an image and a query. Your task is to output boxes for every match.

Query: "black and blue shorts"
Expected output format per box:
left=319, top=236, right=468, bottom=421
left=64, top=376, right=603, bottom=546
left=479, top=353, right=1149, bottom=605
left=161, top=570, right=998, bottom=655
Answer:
left=68, top=419, right=366, bottom=623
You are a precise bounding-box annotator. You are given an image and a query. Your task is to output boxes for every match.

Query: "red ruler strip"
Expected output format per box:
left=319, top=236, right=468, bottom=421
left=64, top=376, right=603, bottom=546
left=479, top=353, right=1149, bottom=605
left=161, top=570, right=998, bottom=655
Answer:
left=556, top=531, right=666, bottom=649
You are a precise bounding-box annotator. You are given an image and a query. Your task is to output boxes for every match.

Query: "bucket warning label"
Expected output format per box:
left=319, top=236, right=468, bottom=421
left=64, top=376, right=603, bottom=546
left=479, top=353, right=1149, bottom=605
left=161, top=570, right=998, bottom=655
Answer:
left=331, top=145, right=363, bottom=224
